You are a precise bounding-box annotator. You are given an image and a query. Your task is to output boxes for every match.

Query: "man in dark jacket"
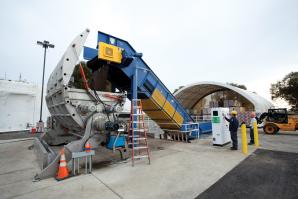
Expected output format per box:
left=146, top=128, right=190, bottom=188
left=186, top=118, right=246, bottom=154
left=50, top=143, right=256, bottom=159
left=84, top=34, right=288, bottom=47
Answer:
left=224, top=111, right=239, bottom=150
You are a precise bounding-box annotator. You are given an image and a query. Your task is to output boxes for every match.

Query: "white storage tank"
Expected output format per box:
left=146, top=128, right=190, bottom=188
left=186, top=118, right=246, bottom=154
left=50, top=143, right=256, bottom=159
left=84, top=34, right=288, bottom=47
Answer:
left=0, top=79, right=41, bottom=132
left=211, top=107, right=231, bottom=146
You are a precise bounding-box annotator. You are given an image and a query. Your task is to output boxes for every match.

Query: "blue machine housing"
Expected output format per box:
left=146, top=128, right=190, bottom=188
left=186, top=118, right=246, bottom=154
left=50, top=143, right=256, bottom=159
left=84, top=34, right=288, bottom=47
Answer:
left=107, top=135, right=126, bottom=150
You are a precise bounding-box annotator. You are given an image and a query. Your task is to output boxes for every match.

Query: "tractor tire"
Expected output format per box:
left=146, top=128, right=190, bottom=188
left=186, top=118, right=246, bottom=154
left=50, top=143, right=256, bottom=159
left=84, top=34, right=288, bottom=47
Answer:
left=263, top=124, right=278, bottom=134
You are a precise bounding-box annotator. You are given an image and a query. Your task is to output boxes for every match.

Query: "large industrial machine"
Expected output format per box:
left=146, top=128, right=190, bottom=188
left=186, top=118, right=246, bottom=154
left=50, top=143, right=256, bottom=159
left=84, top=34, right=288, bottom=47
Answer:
left=257, top=108, right=298, bottom=134
left=34, top=29, right=200, bottom=180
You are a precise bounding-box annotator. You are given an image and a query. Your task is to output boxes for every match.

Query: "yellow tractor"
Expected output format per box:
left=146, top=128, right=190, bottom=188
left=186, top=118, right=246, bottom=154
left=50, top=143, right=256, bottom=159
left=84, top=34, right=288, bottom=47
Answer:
left=258, top=108, right=298, bottom=134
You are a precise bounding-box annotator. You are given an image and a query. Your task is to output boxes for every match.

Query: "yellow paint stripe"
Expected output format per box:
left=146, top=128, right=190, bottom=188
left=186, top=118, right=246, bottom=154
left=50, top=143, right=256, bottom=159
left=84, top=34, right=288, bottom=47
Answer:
left=145, top=110, right=172, bottom=120
left=173, top=111, right=184, bottom=126
left=152, top=89, right=166, bottom=107
left=141, top=99, right=160, bottom=110
left=163, top=101, right=175, bottom=117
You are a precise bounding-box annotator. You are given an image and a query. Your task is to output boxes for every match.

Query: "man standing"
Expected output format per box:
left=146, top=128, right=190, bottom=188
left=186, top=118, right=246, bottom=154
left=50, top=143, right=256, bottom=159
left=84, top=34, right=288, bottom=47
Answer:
left=224, top=111, right=239, bottom=150
left=248, top=112, right=257, bottom=145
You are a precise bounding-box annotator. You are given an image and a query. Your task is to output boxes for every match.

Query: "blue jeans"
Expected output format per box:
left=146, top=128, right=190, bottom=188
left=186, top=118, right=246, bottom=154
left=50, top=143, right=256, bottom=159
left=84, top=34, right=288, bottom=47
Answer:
left=230, top=131, right=238, bottom=149
left=250, top=128, right=254, bottom=143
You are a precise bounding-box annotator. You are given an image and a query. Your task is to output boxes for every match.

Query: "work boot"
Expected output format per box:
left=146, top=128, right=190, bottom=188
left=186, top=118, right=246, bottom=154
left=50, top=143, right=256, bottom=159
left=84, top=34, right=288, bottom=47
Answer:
left=230, top=147, right=237, bottom=150
left=248, top=142, right=254, bottom=145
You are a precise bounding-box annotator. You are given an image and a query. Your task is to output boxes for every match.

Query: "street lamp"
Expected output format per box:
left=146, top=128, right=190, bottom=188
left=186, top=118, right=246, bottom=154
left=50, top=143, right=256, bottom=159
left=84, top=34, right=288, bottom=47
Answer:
left=36, top=40, right=54, bottom=133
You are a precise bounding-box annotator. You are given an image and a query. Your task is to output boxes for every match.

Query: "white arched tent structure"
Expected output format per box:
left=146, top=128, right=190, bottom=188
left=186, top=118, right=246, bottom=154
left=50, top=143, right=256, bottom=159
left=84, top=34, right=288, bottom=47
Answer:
left=174, top=81, right=273, bottom=113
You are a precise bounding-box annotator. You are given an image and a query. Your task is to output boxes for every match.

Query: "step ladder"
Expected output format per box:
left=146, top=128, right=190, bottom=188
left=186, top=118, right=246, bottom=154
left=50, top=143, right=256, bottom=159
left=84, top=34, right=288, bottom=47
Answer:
left=128, top=99, right=151, bottom=166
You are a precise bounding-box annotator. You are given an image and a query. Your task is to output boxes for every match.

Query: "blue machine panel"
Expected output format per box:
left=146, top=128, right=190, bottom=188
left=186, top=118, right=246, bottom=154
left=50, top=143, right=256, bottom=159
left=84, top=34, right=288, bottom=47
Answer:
left=199, top=122, right=212, bottom=134
left=107, top=135, right=126, bottom=150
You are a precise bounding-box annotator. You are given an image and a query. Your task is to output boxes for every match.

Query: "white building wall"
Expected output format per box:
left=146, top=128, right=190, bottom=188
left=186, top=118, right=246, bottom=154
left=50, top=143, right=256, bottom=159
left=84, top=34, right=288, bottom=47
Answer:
left=0, top=80, right=48, bottom=132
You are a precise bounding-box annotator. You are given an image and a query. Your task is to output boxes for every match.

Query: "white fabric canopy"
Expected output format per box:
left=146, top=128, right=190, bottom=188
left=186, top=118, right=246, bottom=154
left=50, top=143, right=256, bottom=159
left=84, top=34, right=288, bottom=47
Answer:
left=174, top=81, right=273, bottom=113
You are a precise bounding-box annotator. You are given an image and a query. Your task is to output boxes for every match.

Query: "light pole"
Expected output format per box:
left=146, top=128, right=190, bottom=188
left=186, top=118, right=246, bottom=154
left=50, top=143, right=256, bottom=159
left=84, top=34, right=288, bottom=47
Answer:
left=37, top=40, right=54, bottom=132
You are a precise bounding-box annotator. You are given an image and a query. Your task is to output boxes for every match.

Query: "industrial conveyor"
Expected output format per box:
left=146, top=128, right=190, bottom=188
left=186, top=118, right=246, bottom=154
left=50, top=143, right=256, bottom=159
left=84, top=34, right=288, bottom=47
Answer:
left=84, top=30, right=199, bottom=137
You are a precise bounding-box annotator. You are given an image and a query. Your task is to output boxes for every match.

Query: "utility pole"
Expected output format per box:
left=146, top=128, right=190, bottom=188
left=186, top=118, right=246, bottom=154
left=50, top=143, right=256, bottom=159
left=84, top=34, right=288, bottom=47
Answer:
left=37, top=40, right=54, bottom=132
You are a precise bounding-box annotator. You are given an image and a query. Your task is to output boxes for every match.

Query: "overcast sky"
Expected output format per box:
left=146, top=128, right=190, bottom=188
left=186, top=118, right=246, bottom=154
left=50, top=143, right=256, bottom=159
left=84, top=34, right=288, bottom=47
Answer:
left=0, top=0, right=297, bottom=104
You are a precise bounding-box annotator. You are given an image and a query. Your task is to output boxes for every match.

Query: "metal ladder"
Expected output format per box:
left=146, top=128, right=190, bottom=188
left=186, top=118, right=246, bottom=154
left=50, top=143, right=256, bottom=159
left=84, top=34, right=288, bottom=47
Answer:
left=128, top=99, right=151, bottom=166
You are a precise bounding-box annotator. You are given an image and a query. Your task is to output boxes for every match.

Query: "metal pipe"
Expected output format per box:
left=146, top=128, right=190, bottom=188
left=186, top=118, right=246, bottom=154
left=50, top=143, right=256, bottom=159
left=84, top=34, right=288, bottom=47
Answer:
left=78, top=158, right=80, bottom=174
left=37, top=40, right=54, bottom=123
left=90, top=156, right=92, bottom=173
left=253, top=121, right=259, bottom=147
left=241, top=124, right=248, bottom=155
left=85, top=156, right=88, bottom=174
left=39, top=46, right=47, bottom=122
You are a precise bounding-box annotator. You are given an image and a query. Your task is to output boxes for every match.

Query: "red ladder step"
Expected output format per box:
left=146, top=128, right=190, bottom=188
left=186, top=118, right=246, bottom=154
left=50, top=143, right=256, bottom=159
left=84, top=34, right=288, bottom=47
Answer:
left=128, top=99, right=151, bottom=166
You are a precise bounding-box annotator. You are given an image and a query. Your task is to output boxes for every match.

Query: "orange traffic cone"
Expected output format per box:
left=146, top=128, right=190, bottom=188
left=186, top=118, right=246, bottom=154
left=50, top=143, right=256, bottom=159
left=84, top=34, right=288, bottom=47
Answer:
left=31, top=127, right=36, bottom=134
left=85, top=142, right=91, bottom=152
left=56, top=148, right=69, bottom=181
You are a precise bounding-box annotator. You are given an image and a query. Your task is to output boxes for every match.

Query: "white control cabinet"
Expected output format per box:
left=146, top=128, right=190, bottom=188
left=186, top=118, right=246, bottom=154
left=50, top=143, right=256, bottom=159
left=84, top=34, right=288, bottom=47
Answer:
left=211, top=108, right=231, bottom=146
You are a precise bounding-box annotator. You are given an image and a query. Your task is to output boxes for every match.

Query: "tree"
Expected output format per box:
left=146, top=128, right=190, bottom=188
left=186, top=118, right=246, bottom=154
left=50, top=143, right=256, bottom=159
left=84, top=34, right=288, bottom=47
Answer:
left=71, top=62, right=92, bottom=89
left=227, top=82, right=247, bottom=90
left=271, top=72, right=298, bottom=110
left=173, top=86, right=184, bottom=94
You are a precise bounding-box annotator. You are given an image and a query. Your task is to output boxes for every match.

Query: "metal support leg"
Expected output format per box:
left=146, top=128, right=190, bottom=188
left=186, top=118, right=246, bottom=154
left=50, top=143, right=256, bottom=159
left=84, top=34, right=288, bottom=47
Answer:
left=85, top=156, right=88, bottom=174
left=71, top=151, right=94, bottom=176
left=131, top=64, right=138, bottom=167
left=89, top=156, right=92, bottom=173
left=78, top=158, right=80, bottom=174
left=72, top=158, right=75, bottom=175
